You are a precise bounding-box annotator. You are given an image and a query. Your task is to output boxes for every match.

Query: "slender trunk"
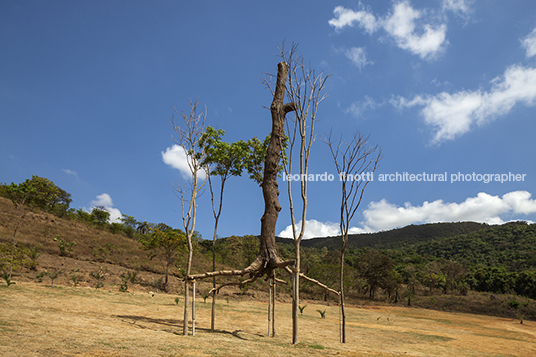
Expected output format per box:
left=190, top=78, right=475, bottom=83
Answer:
left=340, top=238, right=347, bottom=343
left=268, top=280, right=272, bottom=337
left=192, top=281, right=196, bottom=336
left=164, top=261, right=169, bottom=290
left=211, top=276, right=216, bottom=332
left=272, top=274, right=276, bottom=337
left=211, top=219, right=218, bottom=332
left=292, top=243, right=300, bottom=344
left=183, top=281, right=189, bottom=335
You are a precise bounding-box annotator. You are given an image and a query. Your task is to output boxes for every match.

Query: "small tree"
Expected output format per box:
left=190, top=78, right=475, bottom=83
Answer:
left=140, top=223, right=186, bottom=291
left=91, top=206, right=110, bottom=226
left=324, top=130, right=382, bottom=342
left=200, top=126, right=248, bottom=332
left=170, top=99, right=211, bottom=335
left=277, top=44, right=331, bottom=344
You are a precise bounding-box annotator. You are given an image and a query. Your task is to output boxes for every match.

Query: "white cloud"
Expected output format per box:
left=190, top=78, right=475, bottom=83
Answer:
left=329, top=1, right=450, bottom=60
left=91, top=193, right=113, bottom=207
left=521, top=28, right=536, bottom=58
left=162, top=144, right=206, bottom=181
left=90, top=193, right=122, bottom=223
left=62, top=169, right=78, bottom=178
left=346, top=96, right=384, bottom=117
left=329, top=5, right=379, bottom=34
left=442, top=0, right=473, bottom=19
left=394, top=64, right=536, bottom=143
left=278, top=219, right=370, bottom=239
left=345, top=47, right=373, bottom=69
left=279, top=191, right=536, bottom=237
left=360, top=191, right=536, bottom=232
left=384, top=2, right=448, bottom=59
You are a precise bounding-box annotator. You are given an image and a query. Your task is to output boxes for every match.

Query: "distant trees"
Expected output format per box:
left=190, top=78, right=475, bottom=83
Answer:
left=0, top=176, right=72, bottom=216
left=355, top=249, right=395, bottom=299
left=139, top=223, right=187, bottom=290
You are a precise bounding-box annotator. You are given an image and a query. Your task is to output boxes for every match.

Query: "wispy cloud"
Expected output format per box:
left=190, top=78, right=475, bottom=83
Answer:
left=392, top=64, right=536, bottom=143
left=521, top=28, right=536, bottom=58
left=329, top=1, right=465, bottom=60
left=62, top=169, right=78, bottom=178
left=346, top=96, right=384, bottom=117
left=442, top=0, right=473, bottom=19
left=345, top=47, right=374, bottom=70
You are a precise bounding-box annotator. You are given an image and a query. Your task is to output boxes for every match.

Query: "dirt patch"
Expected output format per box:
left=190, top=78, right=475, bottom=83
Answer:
left=0, top=282, right=535, bottom=356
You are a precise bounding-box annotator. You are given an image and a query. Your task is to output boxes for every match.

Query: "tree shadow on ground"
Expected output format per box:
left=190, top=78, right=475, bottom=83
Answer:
left=114, top=315, right=262, bottom=340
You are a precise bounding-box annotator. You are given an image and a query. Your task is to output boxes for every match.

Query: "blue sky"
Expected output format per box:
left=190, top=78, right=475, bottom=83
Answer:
left=2, top=0, right=536, bottom=240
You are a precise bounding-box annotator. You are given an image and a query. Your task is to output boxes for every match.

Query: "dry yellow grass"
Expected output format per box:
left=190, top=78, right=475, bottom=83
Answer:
left=1, top=282, right=535, bottom=356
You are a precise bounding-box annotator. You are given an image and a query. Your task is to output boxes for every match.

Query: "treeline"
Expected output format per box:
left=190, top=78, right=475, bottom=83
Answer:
left=1, top=176, right=156, bottom=239
left=3, top=176, right=536, bottom=302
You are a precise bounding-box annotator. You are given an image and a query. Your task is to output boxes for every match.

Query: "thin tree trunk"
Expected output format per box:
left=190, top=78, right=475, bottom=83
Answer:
left=211, top=276, right=216, bottom=332
left=192, top=280, right=196, bottom=336
left=272, top=275, right=276, bottom=337
left=292, top=245, right=300, bottom=344
left=268, top=280, right=272, bottom=337
left=183, top=280, right=189, bottom=335
left=340, top=239, right=347, bottom=343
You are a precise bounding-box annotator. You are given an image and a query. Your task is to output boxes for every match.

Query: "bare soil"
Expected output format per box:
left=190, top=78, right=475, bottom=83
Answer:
left=0, top=281, right=535, bottom=357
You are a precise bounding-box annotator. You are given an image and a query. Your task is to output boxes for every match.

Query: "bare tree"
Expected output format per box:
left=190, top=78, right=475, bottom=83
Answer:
left=324, top=130, right=382, bottom=343
left=278, top=44, right=331, bottom=344
left=170, top=99, right=210, bottom=336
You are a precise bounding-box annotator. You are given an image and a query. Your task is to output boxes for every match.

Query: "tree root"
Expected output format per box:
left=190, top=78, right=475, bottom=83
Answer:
left=185, top=254, right=338, bottom=297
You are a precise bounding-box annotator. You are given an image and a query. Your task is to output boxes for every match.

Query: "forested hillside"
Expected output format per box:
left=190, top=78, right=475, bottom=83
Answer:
left=277, top=221, right=488, bottom=250
left=2, top=176, right=536, bottom=321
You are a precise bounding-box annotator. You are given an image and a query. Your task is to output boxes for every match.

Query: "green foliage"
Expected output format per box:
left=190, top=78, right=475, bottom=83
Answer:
left=243, top=134, right=288, bottom=185
left=316, top=309, right=326, bottom=319
left=119, top=271, right=137, bottom=292
left=298, top=305, right=307, bottom=315
left=71, top=274, right=80, bottom=287
left=35, top=272, right=47, bottom=283
left=355, top=249, right=395, bottom=299
left=24, top=243, right=42, bottom=270
left=53, top=235, right=76, bottom=256
left=2, top=274, right=15, bottom=287
left=508, top=300, right=520, bottom=309
left=91, top=207, right=110, bottom=226
left=200, top=126, right=248, bottom=178
left=1, top=176, right=71, bottom=215
left=219, top=235, right=259, bottom=269
left=47, top=270, right=60, bottom=287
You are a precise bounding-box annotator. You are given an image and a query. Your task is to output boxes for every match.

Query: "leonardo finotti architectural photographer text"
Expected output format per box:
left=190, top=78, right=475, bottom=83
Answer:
left=282, top=172, right=526, bottom=184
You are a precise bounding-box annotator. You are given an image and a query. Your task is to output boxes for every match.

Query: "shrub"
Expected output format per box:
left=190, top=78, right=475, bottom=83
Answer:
left=53, top=235, right=76, bottom=256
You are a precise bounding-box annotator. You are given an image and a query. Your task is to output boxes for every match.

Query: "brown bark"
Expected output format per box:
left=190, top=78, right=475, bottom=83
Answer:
left=258, top=62, right=296, bottom=270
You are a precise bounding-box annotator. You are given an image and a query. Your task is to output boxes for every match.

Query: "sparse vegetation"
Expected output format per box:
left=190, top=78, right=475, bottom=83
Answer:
left=90, top=267, right=107, bottom=289
left=53, top=235, right=76, bottom=256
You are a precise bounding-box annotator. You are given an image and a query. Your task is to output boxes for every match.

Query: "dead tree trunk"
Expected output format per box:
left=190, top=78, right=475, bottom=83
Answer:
left=185, top=61, right=339, bottom=342
left=258, top=61, right=297, bottom=270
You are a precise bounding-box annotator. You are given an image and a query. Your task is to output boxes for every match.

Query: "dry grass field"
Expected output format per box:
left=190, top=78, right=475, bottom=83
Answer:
left=1, top=282, right=535, bottom=357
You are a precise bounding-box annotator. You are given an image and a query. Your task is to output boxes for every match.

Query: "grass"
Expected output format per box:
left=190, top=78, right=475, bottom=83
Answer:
left=0, top=282, right=535, bottom=357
